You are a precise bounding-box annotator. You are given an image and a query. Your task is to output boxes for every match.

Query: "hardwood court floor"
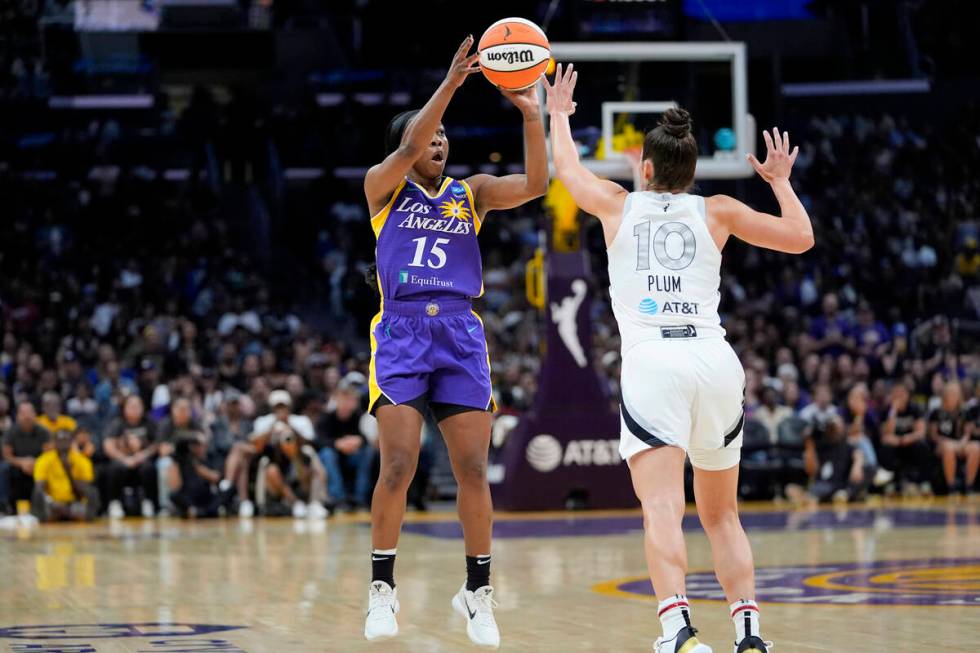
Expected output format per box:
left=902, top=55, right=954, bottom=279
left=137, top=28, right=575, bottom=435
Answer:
left=2, top=498, right=979, bottom=652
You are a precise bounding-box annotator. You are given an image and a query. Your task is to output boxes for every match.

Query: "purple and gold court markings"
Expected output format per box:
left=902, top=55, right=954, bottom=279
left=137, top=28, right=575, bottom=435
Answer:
left=400, top=507, right=980, bottom=539
left=594, top=558, right=980, bottom=607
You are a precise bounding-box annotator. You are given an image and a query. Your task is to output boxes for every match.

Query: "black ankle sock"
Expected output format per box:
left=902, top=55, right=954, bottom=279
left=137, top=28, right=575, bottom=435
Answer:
left=466, top=554, right=491, bottom=591
left=371, top=549, right=396, bottom=588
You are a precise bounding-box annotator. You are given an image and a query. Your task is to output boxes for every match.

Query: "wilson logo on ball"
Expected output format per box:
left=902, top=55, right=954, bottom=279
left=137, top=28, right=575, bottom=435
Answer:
left=484, top=49, right=536, bottom=65
left=478, top=17, right=551, bottom=90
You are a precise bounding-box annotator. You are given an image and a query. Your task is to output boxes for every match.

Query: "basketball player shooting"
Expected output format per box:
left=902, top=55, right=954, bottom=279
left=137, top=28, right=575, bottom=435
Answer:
left=544, top=64, right=814, bottom=653
left=361, top=35, right=548, bottom=648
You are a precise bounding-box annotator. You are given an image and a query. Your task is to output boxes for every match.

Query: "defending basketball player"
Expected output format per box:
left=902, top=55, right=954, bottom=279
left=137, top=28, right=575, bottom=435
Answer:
left=544, top=64, right=814, bottom=653
left=361, top=35, right=547, bottom=647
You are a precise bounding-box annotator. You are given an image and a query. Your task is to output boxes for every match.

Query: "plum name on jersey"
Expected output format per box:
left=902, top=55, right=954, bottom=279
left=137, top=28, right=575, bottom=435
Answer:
left=395, top=198, right=472, bottom=235
left=647, top=275, right=682, bottom=293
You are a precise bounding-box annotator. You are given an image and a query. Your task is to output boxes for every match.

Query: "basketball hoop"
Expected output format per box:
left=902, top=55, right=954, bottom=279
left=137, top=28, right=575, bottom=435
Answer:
left=624, top=145, right=644, bottom=192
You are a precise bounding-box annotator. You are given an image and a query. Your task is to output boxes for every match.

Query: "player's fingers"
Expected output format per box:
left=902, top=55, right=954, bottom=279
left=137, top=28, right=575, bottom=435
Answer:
left=564, top=63, right=575, bottom=85
left=453, top=35, right=473, bottom=61
left=554, top=63, right=563, bottom=82
left=789, top=145, right=799, bottom=164
left=568, top=71, right=578, bottom=95
left=762, top=130, right=774, bottom=153
left=783, top=130, right=791, bottom=153
left=464, top=52, right=480, bottom=66
left=746, top=153, right=765, bottom=175
left=772, top=127, right=782, bottom=151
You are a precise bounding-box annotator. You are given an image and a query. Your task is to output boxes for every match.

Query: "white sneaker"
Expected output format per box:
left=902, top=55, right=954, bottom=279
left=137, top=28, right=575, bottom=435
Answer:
left=108, top=500, right=125, bottom=520
left=452, top=584, right=500, bottom=649
left=873, top=468, right=895, bottom=487
left=655, top=627, right=712, bottom=653
left=364, top=580, right=399, bottom=640
left=733, top=636, right=773, bottom=652
left=307, top=501, right=329, bottom=520
left=238, top=500, right=255, bottom=518
left=291, top=501, right=308, bottom=519
left=141, top=499, right=155, bottom=518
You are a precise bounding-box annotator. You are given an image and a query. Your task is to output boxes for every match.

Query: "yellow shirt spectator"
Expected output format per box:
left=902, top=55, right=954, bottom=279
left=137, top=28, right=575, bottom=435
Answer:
left=33, top=449, right=94, bottom=503
left=37, top=414, right=78, bottom=435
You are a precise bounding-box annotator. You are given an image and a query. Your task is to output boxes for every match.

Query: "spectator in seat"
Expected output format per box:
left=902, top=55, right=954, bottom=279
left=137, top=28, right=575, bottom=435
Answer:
left=209, top=388, right=253, bottom=468
left=803, top=415, right=871, bottom=504
left=843, top=383, right=888, bottom=487
left=879, top=383, right=932, bottom=495
left=251, top=389, right=327, bottom=518
left=102, top=395, right=158, bottom=519
left=800, top=384, right=844, bottom=485
left=155, top=397, right=205, bottom=514
left=32, top=429, right=99, bottom=522
left=0, top=393, right=11, bottom=434
left=37, top=392, right=77, bottom=436
left=166, top=432, right=230, bottom=518
left=66, top=382, right=99, bottom=433
left=318, top=380, right=374, bottom=511
left=2, top=401, right=52, bottom=510
left=929, top=381, right=977, bottom=495
left=755, top=386, right=793, bottom=444
left=810, top=293, right=854, bottom=356
left=265, top=427, right=329, bottom=519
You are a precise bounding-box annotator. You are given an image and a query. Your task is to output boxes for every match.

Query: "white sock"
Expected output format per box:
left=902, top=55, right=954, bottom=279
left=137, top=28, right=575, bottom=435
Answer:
left=731, top=599, right=760, bottom=643
left=657, top=594, right=692, bottom=641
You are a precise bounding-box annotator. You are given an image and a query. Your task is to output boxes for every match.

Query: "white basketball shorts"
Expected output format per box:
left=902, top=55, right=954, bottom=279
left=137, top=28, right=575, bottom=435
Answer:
left=618, top=335, right=745, bottom=471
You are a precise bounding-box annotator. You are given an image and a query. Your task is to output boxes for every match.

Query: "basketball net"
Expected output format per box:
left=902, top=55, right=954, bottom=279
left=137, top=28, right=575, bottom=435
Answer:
left=624, top=146, right=644, bottom=192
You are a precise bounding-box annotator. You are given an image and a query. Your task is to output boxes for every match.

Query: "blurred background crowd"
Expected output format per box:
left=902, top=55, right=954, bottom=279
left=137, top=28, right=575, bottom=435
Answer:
left=1, top=0, right=978, bottom=522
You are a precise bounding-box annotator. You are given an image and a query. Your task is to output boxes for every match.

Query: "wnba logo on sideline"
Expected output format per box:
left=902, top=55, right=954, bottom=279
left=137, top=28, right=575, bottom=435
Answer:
left=526, top=434, right=623, bottom=473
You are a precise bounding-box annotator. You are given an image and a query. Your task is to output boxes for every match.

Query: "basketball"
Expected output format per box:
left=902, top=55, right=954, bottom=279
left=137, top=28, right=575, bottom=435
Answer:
left=478, top=17, right=551, bottom=90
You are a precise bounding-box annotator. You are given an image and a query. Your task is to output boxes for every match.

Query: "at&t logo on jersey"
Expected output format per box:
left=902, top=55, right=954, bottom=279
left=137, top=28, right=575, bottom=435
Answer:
left=638, top=298, right=659, bottom=315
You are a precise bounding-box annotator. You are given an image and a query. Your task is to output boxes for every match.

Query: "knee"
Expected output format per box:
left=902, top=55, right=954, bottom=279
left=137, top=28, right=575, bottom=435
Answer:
left=640, top=495, right=685, bottom=528
left=319, top=447, right=338, bottom=466
left=967, top=442, right=980, bottom=457
left=265, top=463, right=283, bottom=484
left=698, top=504, right=739, bottom=533
left=379, top=450, right=416, bottom=493
left=454, top=454, right=487, bottom=488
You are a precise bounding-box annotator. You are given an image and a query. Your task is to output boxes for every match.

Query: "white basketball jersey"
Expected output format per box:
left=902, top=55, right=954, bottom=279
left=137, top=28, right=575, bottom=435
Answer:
left=607, top=191, right=724, bottom=351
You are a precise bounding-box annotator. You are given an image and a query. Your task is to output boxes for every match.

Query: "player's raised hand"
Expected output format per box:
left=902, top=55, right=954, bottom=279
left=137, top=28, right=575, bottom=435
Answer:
left=445, top=35, right=481, bottom=89
left=747, top=127, right=799, bottom=183
left=543, top=63, right=577, bottom=116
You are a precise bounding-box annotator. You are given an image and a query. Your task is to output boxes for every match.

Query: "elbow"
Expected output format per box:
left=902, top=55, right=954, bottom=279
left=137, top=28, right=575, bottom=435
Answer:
left=528, top=176, right=549, bottom=199
left=789, top=231, right=815, bottom=254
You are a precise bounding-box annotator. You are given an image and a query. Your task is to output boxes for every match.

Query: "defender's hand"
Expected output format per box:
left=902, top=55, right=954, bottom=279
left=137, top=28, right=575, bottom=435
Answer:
left=543, top=63, right=577, bottom=116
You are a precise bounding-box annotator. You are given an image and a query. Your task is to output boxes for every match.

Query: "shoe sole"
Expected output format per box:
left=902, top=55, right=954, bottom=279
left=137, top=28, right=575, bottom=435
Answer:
left=452, top=593, right=500, bottom=649
left=364, top=627, right=398, bottom=642
left=677, top=641, right=712, bottom=653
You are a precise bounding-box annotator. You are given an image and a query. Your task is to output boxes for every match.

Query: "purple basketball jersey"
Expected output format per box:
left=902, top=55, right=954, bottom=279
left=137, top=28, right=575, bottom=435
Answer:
left=371, top=177, right=484, bottom=301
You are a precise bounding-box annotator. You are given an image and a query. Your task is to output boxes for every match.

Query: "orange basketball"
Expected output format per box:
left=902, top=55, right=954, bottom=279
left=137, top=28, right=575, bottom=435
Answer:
left=478, top=18, right=551, bottom=91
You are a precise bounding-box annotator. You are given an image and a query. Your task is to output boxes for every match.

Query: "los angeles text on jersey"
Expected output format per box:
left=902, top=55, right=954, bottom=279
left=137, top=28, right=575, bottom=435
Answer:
left=395, top=198, right=472, bottom=235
